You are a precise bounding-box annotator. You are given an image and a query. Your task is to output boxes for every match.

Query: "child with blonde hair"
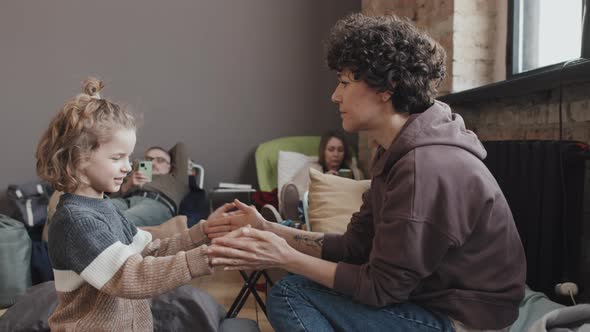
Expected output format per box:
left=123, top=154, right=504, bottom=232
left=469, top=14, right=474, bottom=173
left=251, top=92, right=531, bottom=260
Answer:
left=36, top=77, right=231, bottom=331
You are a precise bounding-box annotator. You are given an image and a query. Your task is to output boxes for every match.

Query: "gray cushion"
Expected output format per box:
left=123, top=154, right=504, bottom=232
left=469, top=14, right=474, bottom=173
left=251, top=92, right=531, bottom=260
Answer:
left=149, top=283, right=225, bottom=331
left=0, top=281, right=56, bottom=331
left=220, top=318, right=262, bottom=332
left=0, top=281, right=259, bottom=332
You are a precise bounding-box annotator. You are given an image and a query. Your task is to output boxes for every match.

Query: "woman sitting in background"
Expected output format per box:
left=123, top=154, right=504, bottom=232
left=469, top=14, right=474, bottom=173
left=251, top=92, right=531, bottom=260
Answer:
left=317, top=130, right=361, bottom=179
left=266, top=130, right=363, bottom=224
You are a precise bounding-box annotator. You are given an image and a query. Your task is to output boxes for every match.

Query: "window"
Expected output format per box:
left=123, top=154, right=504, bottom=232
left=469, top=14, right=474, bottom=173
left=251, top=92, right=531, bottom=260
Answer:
left=509, top=0, right=588, bottom=75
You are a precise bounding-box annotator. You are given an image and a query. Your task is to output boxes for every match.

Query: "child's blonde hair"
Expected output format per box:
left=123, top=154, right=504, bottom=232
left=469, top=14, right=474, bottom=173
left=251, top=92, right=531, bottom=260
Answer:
left=36, top=77, right=136, bottom=192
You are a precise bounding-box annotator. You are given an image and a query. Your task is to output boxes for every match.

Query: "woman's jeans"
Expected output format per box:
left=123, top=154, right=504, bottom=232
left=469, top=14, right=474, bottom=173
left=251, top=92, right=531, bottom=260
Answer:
left=267, top=274, right=455, bottom=332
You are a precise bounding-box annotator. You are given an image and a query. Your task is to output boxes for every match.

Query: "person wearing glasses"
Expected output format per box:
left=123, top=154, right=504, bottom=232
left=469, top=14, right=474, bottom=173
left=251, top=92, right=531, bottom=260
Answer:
left=114, top=143, right=189, bottom=227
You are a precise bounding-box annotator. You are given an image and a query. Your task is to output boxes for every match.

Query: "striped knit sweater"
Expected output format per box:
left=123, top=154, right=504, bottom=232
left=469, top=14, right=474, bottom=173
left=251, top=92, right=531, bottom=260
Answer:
left=47, top=193, right=212, bottom=331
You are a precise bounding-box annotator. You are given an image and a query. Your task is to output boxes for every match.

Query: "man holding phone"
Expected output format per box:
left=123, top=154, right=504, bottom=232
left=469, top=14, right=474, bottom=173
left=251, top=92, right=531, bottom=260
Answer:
left=121, top=147, right=172, bottom=190
left=113, top=143, right=189, bottom=227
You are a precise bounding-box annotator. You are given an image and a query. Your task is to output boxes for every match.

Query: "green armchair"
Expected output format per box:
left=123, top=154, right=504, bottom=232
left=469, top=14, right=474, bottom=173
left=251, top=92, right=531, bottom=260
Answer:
left=255, top=136, right=321, bottom=192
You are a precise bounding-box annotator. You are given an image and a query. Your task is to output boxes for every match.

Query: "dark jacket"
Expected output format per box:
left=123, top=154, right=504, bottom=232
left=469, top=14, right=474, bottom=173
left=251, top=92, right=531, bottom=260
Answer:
left=322, top=101, right=526, bottom=329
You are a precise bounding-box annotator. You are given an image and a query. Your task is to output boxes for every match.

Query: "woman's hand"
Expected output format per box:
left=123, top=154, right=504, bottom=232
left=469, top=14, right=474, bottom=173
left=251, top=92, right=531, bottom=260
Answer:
left=204, top=199, right=268, bottom=239
left=207, top=225, right=298, bottom=270
left=325, top=169, right=338, bottom=176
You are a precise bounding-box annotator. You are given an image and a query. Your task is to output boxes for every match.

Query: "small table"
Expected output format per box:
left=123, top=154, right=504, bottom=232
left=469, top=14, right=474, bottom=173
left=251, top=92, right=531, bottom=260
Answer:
left=226, top=270, right=274, bottom=318
left=209, top=187, right=256, bottom=211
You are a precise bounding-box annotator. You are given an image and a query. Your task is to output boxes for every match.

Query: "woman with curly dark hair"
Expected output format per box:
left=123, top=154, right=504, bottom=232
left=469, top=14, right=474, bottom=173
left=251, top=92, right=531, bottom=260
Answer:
left=206, top=13, right=525, bottom=332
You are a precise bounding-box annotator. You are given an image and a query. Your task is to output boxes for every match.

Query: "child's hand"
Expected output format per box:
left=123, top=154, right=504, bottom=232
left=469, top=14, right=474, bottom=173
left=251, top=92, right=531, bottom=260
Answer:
left=203, top=199, right=267, bottom=239
left=208, top=202, right=240, bottom=220
left=200, top=202, right=241, bottom=238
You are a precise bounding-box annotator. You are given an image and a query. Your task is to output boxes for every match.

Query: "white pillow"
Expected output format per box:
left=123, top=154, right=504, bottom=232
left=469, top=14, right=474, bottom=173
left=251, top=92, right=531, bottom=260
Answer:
left=277, top=151, right=321, bottom=209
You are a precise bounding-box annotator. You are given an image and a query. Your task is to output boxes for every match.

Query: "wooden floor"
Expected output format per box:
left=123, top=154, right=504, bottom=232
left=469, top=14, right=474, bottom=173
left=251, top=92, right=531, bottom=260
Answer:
left=191, top=267, right=285, bottom=332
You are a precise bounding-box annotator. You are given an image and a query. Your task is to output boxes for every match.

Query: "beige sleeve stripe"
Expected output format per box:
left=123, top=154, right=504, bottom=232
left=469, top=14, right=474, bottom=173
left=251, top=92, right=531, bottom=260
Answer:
left=80, top=230, right=152, bottom=290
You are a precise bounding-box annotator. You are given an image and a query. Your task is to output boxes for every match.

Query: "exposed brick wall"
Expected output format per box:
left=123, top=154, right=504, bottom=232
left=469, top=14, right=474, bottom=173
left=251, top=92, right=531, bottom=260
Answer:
left=453, top=0, right=503, bottom=91
left=359, top=0, right=455, bottom=174
left=357, top=0, right=589, bottom=177
left=359, top=84, right=590, bottom=176
left=361, top=0, right=454, bottom=95
left=454, top=82, right=590, bottom=144
left=362, top=0, right=504, bottom=94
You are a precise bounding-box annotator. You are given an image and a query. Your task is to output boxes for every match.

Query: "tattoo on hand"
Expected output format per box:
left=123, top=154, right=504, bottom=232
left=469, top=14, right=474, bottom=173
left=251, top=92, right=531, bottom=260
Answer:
left=294, top=234, right=324, bottom=248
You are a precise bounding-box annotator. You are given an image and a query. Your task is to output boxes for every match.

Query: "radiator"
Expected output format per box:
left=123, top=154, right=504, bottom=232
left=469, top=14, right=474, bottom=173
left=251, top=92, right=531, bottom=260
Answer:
left=482, top=140, right=589, bottom=301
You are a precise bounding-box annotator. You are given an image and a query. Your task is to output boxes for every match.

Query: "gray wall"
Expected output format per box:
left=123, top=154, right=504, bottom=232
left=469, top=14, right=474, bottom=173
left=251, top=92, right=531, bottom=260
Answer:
left=0, top=0, right=360, bottom=194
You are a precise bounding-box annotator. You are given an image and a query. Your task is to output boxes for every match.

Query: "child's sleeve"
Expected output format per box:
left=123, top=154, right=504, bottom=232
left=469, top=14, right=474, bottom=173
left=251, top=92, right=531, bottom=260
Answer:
left=140, top=222, right=209, bottom=257
left=66, top=218, right=212, bottom=299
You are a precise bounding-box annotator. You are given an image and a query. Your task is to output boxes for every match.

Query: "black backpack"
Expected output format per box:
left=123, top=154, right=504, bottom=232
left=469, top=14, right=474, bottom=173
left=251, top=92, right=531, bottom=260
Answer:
left=6, top=181, right=53, bottom=228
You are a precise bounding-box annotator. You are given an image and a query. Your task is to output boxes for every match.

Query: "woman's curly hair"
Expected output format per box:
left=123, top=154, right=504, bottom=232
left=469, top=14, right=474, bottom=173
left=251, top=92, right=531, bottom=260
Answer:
left=36, top=77, right=136, bottom=192
left=325, top=13, right=446, bottom=114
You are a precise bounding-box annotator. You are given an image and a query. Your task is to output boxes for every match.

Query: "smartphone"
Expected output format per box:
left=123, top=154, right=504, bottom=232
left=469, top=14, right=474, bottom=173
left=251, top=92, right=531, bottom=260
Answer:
left=337, top=168, right=353, bottom=179
left=137, top=160, right=153, bottom=182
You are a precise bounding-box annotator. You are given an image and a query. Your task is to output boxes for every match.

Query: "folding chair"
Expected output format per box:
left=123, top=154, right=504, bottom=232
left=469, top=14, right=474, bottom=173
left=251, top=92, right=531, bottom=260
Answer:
left=226, top=270, right=274, bottom=318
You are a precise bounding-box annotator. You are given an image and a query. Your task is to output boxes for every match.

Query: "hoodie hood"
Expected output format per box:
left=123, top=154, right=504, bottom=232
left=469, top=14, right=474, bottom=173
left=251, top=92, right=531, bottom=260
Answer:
left=372, top=101, right=486, bottom=177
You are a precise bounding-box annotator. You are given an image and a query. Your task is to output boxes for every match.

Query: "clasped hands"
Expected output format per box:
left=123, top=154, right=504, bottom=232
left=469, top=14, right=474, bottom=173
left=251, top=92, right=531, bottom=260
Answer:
left=201, top=199, right=295, bottom=270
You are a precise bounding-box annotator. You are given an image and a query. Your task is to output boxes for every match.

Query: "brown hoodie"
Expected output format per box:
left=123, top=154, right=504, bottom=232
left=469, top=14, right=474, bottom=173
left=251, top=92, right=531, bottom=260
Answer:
left=322, top=101, right=526, bottom=329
